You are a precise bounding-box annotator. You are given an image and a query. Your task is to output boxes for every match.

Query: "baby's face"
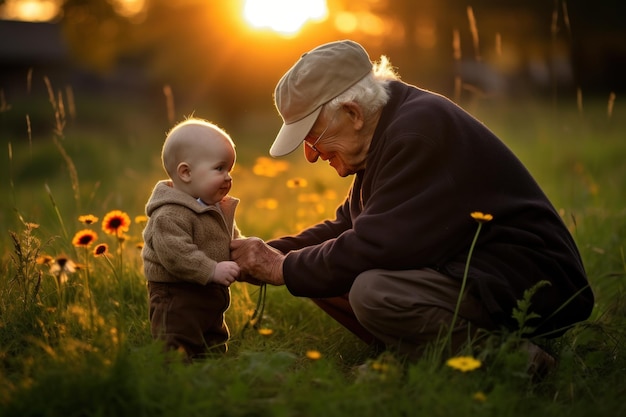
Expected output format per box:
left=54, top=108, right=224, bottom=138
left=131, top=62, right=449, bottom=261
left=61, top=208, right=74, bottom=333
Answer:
left=187, top=136, right=236, bottom=205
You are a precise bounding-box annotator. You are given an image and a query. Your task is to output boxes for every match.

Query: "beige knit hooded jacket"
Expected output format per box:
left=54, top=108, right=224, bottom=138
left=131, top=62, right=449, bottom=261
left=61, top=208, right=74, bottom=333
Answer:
left=142, top=180, right=241, bottom=285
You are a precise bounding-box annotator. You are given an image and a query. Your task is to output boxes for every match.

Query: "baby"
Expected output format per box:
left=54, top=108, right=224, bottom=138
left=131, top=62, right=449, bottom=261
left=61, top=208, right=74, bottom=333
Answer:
left=142, top=117, right=241, bottom=361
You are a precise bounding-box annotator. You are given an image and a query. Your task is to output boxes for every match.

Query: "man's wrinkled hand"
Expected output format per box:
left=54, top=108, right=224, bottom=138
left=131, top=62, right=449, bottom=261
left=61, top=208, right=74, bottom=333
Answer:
left=231, top=237, right=285, bottom=286
left=236, top=272, right=265, bottom=286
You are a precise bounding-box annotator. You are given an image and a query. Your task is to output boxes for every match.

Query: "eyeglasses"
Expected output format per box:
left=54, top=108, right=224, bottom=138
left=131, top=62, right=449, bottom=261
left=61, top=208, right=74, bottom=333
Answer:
left=304, top=112, right=336, bottom=154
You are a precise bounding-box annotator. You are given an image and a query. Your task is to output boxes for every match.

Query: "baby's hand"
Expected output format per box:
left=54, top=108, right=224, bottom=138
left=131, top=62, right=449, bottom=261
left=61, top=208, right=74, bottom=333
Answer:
left=213, top=261, right=240, bottom=286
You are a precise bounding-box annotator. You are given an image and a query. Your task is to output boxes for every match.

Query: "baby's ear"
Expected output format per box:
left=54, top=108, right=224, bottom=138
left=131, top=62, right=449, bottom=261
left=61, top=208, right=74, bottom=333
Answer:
left=177, top=162, right=192, bottom=183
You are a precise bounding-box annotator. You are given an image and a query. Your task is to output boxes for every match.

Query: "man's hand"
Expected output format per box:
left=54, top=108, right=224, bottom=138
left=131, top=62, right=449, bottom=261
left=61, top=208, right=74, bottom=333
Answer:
left=231, top=237, right=285, bottom=286
left=236, top=272, right=265, bottom=286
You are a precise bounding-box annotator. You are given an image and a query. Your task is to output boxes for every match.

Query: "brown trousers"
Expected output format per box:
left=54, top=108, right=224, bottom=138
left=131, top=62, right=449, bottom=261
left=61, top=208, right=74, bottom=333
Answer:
left=312, top=268, right=494, bottom=359
left=148, top=281, right=230, bottom=360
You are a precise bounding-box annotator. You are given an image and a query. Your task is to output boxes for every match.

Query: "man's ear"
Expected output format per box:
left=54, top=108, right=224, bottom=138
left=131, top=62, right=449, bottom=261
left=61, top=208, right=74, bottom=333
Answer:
left=177, top=162, right=192, bottom=183
left=342, top=102, right=364, bottom=130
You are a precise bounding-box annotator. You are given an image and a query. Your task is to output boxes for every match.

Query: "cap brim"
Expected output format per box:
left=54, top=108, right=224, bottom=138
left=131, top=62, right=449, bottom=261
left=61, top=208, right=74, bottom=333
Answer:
left=269, top=107, right=322, bottom=157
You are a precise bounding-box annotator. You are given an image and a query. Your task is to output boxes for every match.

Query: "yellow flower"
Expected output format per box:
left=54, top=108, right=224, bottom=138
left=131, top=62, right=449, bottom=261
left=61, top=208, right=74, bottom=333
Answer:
left=473, top=391, right=487, bottom=403
left=255, top=198, right=279, bottom=210
left=257, top=328, right=273, bottom=336
left=323, top=190, right=337, bottom=200
left=78, top=214, right=98, bottom=225
left=37, top=255, right=54, bottom=265
left=306, top=350, right=322, bottom=360
left=72, top=229, right=98, bottom=247
left=446, top=356, right=482, bottom=372
left=134, top=215, right=148, bottom=225
left=297, top=193, right=321, bottom=203
left=286, top=177, right=308, bottom=188
left=470, top=212, right=493, bottom=223
left=102, top=210, right=131, bottom=236
left=370, top=361, right=389, bottom=372
left=93, top=243, right=109, bottom=256
left=252, top=157, right=289, bottom=177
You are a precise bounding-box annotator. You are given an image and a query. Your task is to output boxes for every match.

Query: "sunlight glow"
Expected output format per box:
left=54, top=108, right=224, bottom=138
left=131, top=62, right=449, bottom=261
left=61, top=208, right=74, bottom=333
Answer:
left=243, top=0, right=328, bottom=36
left=0, top=0, right=60, bottom=22
left=109, top=0, right=146, bottom=20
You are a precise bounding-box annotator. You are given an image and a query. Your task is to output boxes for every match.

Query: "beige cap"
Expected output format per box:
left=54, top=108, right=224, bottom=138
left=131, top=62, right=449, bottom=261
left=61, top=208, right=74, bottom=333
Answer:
left=270, top=40, right=373, bottom=157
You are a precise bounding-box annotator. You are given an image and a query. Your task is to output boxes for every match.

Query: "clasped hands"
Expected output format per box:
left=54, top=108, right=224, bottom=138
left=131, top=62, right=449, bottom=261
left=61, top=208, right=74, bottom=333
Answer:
left=230, top=237, right=285, bottom=286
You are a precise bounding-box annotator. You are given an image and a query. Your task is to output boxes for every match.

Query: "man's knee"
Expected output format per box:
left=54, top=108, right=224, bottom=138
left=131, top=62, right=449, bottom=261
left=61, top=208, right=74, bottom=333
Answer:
left=347, top=268, right=491, bottom=349
left=349, top=269, right=386, bottom=319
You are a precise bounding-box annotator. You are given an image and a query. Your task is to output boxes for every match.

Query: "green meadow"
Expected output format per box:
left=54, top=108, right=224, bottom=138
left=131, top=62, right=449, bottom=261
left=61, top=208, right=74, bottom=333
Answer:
left=1, top=82, right=625, bottom=416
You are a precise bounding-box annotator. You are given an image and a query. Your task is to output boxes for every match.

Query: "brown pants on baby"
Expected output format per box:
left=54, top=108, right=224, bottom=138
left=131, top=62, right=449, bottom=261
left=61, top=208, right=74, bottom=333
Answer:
left=148, top=281, right=230, bottom=360
left=313, top=268, right=494, bottom=360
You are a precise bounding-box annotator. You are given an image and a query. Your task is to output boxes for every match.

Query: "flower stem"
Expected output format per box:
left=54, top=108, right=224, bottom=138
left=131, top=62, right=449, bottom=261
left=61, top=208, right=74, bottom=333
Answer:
left=444, top=222, right=483, bottom=357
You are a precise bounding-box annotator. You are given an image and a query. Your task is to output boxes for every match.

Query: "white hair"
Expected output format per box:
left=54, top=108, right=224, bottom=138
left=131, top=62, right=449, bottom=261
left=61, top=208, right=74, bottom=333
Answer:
left=323, top=55, right=399, bottom=119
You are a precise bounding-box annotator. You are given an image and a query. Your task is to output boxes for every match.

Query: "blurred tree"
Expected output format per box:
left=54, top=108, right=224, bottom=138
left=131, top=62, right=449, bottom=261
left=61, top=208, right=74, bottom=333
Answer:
left=61, top=0, right=136, bottom=72
left=59, top=0, right=337, bottom=124
left=56, top=0, right=625, bottom=124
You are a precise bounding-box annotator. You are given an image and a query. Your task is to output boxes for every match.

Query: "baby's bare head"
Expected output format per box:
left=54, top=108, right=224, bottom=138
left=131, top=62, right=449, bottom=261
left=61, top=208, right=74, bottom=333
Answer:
left=161, top=118, right=235, bottom=183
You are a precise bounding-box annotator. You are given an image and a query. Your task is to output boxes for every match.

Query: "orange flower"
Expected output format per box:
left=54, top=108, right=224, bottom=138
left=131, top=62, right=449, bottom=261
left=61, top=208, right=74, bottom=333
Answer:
left=255, top=198, right=279, bottom=210
left=72, top=229, right=98, bottom=247
left=470, top=212, right=493, bottom=223
left=78, top=214, right=98, bottom=225
left=305, top=350, right=322, bottom=360
left=102, top=210, right=131, bottom=236
left=37, top=255, right=54, bottom=265
left=286, top=177, right=308, bottom=188
left=257, top=328, right=273, bottom=336
left=252, top=157, right=289, bottom=177
left=93, top=243, right=109, bottom=256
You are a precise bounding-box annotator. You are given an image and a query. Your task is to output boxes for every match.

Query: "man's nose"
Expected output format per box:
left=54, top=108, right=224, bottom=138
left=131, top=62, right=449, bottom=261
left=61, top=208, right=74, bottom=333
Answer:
left=304, top=143, right=320, bottom=163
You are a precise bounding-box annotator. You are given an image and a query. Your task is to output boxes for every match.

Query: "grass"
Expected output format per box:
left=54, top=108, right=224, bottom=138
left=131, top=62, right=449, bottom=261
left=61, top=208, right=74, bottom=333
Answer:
left=0, top=82, right=625, bottom=416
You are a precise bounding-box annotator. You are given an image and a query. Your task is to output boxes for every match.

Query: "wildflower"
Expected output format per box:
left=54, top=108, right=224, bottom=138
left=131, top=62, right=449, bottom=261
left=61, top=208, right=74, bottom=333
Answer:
left=287, top=177, right=308, bottom=188
left=252, top=157, right=289, bottom=177
left=49, top=255, right=78, bottom=284
left=370, top=360, right=389, bottom=372
left=37, top=255, right=54, bottom=265
left=72, top=229, right=98, bottom=247
left=134, top=215, right=148, bottom=225
left=306, top=350, right=322, bottom=360
left=470, top=212, right=493, bottom=223
left=473, top=391, right=487, bottom=403
left=93, top=243, right=109, bottom=256
left=136, top=242, right=144, bottom=250
left=323, top=189, right=337, bottom=200
left=78, top=214, right=98, bottom=225
left=298, top=193, right=321, bottom=203
left=257, top=328, right=273, bottom=336
left=102, top=210, right=131, bottom=236
left=255, top=198, right=279, bottom=210
left=446, top=356, right=482, bottom=372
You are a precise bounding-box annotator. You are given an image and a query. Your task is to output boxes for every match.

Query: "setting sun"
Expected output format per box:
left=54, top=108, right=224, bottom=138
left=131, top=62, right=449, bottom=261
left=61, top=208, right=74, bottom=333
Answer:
left=243, top=0, right=328, bottom=36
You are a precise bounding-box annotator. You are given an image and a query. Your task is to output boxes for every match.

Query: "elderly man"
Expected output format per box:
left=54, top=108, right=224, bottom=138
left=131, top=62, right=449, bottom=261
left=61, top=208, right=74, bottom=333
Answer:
left=231, top=40, right=594, bottom=363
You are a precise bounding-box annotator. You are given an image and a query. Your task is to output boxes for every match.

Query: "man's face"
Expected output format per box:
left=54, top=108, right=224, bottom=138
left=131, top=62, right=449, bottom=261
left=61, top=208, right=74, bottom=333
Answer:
left=303, top=106, right=369, bottom=177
